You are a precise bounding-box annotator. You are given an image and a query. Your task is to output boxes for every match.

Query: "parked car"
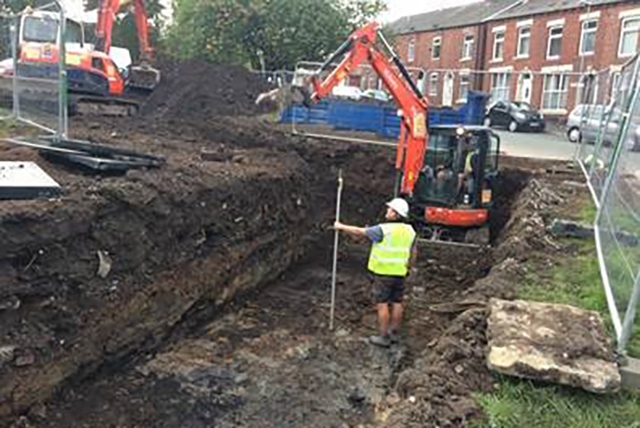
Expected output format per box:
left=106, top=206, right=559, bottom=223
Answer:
left=567, top=104, right=618, bottom=144
left=484, top=101, right=545, bottom=132
left=567, top=104, right=640, bottom=151
left=331, top=85, right=362, bottom=101
left=361, top=89, right=390, bottom=102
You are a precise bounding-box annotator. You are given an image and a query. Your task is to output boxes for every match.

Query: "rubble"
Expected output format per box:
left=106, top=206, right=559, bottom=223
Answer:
left=487, top=298, right=621, bottom=394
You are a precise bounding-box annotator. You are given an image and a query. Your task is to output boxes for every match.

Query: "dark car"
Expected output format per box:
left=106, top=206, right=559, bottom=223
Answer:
left=484, top=101, right=545, bottom=132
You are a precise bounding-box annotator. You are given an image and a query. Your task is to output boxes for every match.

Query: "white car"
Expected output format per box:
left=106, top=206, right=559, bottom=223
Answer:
left=331, top=85, right=362, bottom=101
left=362, top=89, right=390, bottom=102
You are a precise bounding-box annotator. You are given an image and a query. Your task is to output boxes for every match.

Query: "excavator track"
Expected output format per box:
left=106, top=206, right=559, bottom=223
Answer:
left=70, top=94, right=140, bottom=117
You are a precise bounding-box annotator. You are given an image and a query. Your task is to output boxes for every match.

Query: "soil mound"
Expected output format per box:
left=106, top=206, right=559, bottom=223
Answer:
left=140, top=60, right=272, bottom=120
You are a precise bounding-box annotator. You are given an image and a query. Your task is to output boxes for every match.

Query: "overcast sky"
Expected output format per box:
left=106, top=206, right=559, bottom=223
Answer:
left=380, top=0, right=481, bottom=23
left=63, top=0, right=483, bottom=24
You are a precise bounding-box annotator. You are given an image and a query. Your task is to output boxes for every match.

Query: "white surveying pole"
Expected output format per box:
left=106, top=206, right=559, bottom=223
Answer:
left=329, top=170, right=343, bottom=331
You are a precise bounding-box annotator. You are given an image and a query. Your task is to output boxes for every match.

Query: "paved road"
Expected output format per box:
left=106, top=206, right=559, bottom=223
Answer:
left=493, top=128, right=577, bottom=160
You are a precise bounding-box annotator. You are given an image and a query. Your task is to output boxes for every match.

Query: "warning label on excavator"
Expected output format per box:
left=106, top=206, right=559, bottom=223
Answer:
left=412, top=113, right=426, bottom=138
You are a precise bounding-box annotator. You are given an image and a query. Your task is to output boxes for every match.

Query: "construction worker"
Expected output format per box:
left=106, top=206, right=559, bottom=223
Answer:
left=334, top=198, right=417, bottom=347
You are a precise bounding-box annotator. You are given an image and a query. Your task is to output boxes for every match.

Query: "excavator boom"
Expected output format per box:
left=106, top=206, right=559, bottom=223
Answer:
left=309, top=22, right=429, bottom=195
left=96, top=0, right=159, bottom=90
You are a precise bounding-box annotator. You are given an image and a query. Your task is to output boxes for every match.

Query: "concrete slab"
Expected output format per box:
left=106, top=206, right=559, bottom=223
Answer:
left=487, top=298, right=621, bottom=393
left=620, top=357, right=640, bottom=392
left=0, top=161, right=61, bottom=200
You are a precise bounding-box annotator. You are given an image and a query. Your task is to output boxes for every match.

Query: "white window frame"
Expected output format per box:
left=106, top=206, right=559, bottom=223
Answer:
left=516, top=26, right=531, bottom=58
left=579, top=19, right=597, bottom=56
left=458, top=74, right=470, bottom=102
left=547, top=25, right=563, bottom=59
left=618, top=16, right=640, bottom=57
left=490, top=72, right=510, bottom=102
left=541, top=73, right=569, bottom=113
left=461, top=35, right=473, bottom=61
left=492, top=31, right=505, bottom=61
left=429, top=72, right=439, bottom=96
left=432, top=36, right=442, bottom=60
left=407, top=38, right=415, bottom=62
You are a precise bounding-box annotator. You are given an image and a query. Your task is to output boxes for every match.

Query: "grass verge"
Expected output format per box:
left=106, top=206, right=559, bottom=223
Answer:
left=477, top=198, right=640, bottom=427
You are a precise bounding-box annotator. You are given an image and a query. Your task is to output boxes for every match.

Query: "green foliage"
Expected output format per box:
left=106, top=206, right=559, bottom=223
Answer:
left=476, top=376, right=640, bottom=428
left=165, top=0, right=387, bottom=70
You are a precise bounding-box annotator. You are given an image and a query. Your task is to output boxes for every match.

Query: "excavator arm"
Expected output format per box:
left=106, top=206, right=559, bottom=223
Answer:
left=96, top=0, right=154, bottom=59
left=310, top=22, right=429, bottom=195
left=96, top=0, right=159, bottom=90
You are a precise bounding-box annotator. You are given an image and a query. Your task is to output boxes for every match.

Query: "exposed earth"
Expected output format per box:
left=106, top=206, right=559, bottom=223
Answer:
left=0, top=61, right=593, bottom=427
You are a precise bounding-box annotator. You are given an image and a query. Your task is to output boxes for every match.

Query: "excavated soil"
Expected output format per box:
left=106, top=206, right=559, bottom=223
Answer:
left=0, top=62, right=589, bottom=427
left=139, top=59, right=274, bottom=121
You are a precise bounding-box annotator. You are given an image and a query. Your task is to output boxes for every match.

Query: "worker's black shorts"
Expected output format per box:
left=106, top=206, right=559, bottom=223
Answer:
left=371, top=274, right=406, bottom=304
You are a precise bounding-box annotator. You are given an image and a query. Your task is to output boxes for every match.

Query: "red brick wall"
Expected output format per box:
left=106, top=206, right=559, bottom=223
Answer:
left=394, top=1, right=640, bottom=115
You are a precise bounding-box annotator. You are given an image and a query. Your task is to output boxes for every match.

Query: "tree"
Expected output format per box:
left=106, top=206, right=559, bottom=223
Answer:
left=165, top=0, right=387, bottom=70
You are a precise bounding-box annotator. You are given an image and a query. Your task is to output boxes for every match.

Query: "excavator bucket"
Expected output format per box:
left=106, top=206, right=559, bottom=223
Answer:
left=128, top=65, right=161, bottom=91
left=255, top=85, right=311, bottom=111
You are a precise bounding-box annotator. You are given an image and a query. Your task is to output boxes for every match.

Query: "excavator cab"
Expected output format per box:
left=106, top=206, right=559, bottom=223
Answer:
left=410, top=125, right=500, bottom=245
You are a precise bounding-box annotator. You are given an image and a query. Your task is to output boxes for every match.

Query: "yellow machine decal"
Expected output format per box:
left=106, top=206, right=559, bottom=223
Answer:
left=66, top=53, right=82, bottom=66
left=482, top=189, right=492, bottom=204
left=412, top=113, right=426, bottom=138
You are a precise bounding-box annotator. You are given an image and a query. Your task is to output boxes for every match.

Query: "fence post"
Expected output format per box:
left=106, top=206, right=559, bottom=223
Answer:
left=10, top=17, right=19, bottom=119
left=56, top=0, right=68, bottom=140
left=619, top=271, right=640, bottom=354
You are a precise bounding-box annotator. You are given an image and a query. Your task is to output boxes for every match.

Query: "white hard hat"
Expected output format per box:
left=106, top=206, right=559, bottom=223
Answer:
left=386, top=198, right=409, bottom=218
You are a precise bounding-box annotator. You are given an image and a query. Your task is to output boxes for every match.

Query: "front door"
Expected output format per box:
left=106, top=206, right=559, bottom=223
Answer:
left=443, top=72, right=454, bottom=106
left=517, top=73, right=532, bottom=103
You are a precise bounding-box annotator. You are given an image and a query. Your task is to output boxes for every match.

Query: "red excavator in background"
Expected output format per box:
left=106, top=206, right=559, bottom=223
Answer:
left=305, top=22, right=500, bottom=245
left=15, top=1, right=159, bottom=114
left=95, top=0, right=160, bottom=91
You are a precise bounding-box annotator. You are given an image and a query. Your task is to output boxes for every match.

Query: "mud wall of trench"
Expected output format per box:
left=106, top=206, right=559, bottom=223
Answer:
left=0, top=149, right=319, bottom=420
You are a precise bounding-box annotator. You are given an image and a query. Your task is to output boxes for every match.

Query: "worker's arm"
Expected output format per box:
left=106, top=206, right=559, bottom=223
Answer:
left=334, top=221, right=367, bottom=238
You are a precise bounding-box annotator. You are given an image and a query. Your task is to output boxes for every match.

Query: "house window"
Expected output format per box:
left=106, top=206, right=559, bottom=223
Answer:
left=432, top=37, right=441, bottom=59
left=542, top=73, right=569, bottom=110
left=408, top=38, right=415, bottom=62
left=517, top=26, right=531, bottom=57
left=493, top=31, right=505, bottom=60
left=547, top=26, right=563, bottom=59
left=619, top=17, right=640, bottom=57
left=459, top=75, right=470, bottom=101
left=580, top=19, right=597, bottom=55
left=490, top=72, right=510, bottom=101
left=461, top=35, right=473, bottom=60
left=429, top=73, right=438, bottom=96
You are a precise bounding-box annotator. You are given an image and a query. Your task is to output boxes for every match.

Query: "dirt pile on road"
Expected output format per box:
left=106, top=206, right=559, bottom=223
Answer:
left=140, top=60, right=273, bottom=121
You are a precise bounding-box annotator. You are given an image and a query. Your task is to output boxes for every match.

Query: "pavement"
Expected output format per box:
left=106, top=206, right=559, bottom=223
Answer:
left=493, top=128, right=577, bottom=161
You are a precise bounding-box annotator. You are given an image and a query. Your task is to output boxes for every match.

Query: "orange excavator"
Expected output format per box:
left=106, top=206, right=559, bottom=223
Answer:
left=16, top=1, right=159, bottom=114
left=94, top=0, right=160, bottom=91
left=306, top=22, right=499, bottom=245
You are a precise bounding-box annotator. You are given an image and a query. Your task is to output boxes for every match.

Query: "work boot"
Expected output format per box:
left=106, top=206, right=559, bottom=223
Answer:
left=369, top=335, right=391, bottom=348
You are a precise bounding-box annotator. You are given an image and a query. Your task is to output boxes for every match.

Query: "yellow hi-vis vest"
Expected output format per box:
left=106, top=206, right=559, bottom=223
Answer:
left=368, top=223, right=417, bottom=277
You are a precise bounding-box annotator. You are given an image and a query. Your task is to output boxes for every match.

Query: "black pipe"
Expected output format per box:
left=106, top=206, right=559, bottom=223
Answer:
left=316, top=38, right=353, bottom=74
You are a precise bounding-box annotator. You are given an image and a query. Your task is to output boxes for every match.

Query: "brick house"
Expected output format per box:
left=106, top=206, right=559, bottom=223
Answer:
left=390, top=0, right=640, bottom=118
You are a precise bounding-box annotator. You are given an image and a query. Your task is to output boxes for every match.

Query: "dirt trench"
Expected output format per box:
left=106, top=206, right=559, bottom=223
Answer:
left=2, top=135, right=537, bottom=428
left=0, top=63, right=580, bottom=427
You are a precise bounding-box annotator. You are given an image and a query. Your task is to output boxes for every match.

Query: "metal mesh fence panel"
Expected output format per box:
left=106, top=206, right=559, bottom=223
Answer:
left=587, top=56, right=640, bottom=204
left=13, top=2, right=67, bottom=136
left=595, top=64, right=640, bottom=353
left=574, top=69, right=615, bottom=190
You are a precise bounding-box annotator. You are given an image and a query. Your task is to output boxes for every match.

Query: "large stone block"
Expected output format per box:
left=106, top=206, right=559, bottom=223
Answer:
left=487, top=298, right=621, bottom=393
